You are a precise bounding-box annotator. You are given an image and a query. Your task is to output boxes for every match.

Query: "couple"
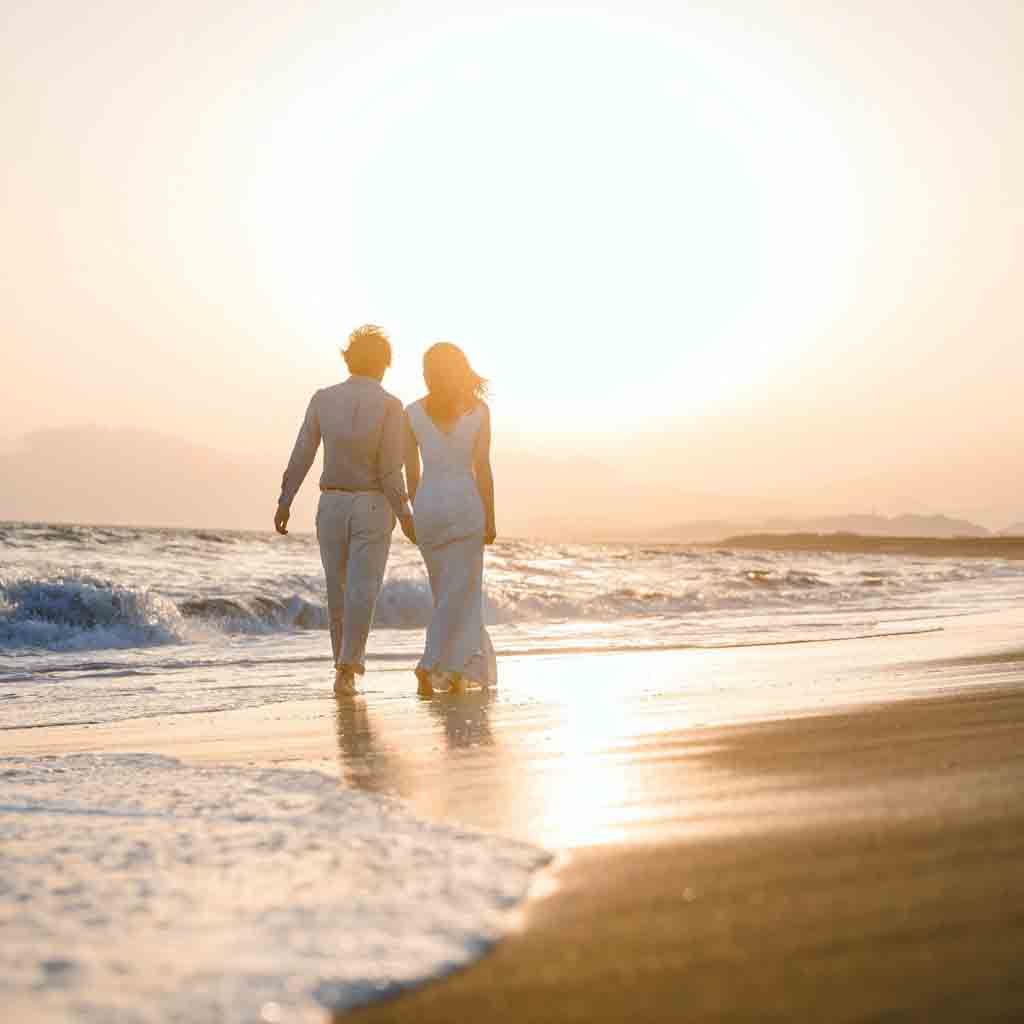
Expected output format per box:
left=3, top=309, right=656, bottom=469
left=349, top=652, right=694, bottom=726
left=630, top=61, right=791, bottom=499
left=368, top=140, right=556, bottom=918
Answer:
left=274, top=324, right=497, bottom=699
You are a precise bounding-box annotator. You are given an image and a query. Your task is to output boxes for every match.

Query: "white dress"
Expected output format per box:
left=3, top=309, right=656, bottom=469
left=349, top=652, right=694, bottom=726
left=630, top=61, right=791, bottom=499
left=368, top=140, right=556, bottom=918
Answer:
left=407, top=400, right=497, bottom=687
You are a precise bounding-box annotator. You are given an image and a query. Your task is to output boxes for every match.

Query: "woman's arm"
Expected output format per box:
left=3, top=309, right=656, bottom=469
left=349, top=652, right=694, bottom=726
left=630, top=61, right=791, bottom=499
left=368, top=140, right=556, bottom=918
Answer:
left=473, top=403, right=496, bottom=544
left=404, top=411, right=421, bottom=504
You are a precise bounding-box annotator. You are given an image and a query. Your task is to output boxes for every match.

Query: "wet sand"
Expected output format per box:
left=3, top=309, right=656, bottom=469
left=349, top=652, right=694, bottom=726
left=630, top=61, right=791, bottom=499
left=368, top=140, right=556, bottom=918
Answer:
left=7, top=614, right=1024, bottom=1020
left=349, top=683, right=1024, bottom=1023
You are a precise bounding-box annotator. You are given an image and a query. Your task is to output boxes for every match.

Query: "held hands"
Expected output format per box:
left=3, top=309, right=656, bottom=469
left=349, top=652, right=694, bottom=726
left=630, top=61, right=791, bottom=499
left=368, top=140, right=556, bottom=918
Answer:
left=274, top=503, right=290, bottom=535
left=398, top=511, right=417, bottom=545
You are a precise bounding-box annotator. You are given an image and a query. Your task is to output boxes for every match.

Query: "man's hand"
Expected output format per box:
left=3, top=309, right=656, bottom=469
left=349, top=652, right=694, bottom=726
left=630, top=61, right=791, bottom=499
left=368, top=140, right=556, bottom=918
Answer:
left=398, top=512, right=417, bottom=545
left=484, top=524, right=497, bottom=546
left=274, top=503, right=290, bottom=535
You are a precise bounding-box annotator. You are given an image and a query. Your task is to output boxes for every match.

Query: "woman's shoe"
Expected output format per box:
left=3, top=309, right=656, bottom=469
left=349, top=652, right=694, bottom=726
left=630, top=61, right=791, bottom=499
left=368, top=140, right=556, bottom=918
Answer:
left=415, top=666, right=434, bottom=697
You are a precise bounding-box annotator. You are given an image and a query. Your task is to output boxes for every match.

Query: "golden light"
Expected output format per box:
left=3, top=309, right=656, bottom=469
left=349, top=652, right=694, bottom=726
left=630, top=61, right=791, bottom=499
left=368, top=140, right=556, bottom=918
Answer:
left=243, top=9, right=860, bottom=431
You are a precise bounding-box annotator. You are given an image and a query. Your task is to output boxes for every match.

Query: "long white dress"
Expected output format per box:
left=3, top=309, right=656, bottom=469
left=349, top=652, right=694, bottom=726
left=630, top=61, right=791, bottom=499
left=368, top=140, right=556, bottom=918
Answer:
left=407, top=400, right=497, bottom=687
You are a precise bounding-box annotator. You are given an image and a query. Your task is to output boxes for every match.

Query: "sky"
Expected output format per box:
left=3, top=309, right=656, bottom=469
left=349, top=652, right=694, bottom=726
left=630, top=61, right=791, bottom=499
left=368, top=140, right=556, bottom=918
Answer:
left=2, top=1, right=1022, bottom=531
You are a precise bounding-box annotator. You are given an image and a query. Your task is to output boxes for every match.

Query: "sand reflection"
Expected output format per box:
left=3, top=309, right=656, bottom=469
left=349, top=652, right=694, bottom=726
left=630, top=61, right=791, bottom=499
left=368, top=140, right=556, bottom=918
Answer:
left=528, top=667, right=639, bottom=847
left=422, top=690, right=496, bottom=752
left=332, top=696, right=406, bottom=795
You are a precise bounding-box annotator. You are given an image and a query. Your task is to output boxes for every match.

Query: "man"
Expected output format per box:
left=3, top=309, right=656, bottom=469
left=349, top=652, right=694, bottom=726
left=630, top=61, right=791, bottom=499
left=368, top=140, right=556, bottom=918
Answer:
left=275, top=324, right=416, bottom=697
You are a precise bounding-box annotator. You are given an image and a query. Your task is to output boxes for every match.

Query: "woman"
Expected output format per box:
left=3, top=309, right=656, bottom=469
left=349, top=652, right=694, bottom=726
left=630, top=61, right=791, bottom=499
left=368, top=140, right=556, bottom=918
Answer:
left=405, top=343, right=497, bottom=696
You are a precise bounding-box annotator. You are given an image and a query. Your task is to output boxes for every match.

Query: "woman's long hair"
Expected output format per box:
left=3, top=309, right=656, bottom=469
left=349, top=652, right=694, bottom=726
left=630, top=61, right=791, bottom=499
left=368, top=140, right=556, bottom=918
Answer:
left=423, top=342, right=488, bottom=421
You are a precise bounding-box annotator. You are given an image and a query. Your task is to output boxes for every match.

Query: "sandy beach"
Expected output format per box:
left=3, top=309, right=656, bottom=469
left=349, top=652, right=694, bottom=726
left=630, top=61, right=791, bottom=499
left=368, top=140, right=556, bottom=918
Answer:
left=350, top=684, right=1024, bottom=1023
left=7, top=611, right=1024, bottom=1020
left=6, top=0, right=1024, bottom=1017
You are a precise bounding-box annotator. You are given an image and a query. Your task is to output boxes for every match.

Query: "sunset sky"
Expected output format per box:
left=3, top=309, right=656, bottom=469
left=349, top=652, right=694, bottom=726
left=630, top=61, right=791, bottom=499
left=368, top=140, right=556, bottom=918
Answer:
left=2, top=1, right=1021, bottom=531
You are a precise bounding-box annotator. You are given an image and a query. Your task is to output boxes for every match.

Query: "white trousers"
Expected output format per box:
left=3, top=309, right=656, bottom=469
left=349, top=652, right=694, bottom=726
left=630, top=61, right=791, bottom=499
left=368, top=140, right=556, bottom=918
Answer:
left=316, top=491, right=393, bottom=674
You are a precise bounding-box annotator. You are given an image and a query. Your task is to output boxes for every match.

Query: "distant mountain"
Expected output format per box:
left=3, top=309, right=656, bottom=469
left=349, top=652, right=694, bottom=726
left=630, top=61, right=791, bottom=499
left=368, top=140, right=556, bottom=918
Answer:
left=657, top=513, right=990, bottom=543
left=772, top=514, right=989, bottom=538
left=490, top=450, right=797, bottom=540
left=0, top=425, right=313, bottom=532
left=0, top=426, right=798, bottom=538
left=0, top=426, right=790, bottom=538
left=0, top=425, right=1003, bottom=543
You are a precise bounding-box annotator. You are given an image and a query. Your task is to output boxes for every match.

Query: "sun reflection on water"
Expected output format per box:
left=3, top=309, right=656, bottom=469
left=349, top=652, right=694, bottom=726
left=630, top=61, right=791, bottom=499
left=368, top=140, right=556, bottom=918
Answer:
left=524, top=657, right=651, bottom=848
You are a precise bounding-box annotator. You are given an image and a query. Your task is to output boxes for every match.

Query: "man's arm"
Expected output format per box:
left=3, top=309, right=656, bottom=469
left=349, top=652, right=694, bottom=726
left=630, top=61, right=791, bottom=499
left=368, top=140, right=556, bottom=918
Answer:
left=378, top=399, right=416, bottom=542
left=473, top=403, right=496, bottom=545
left=275, top=393, right=321, bottom=534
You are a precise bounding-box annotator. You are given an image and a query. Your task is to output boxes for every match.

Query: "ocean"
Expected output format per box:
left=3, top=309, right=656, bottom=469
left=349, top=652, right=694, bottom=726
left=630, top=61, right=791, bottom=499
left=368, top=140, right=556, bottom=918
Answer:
left=4, top=521, right=1024, bottom=1020
left=3, top=520, right=1024, bottom=728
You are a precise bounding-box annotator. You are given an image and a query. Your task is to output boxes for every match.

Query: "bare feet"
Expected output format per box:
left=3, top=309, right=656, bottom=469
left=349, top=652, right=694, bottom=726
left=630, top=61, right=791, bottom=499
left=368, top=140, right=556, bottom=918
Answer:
left=415, top=666, right=434, bottom=698
left=334, top=667, right=357, bottom=698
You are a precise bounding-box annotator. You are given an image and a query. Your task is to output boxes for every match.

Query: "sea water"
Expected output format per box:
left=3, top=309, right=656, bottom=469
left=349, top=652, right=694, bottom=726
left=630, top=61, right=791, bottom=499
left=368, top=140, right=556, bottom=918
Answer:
left=4, top=522, right=1024, bottom=1019
left=1, top=752, right=549, bottom=1022
left=3, top=521, right=1024, bottom=729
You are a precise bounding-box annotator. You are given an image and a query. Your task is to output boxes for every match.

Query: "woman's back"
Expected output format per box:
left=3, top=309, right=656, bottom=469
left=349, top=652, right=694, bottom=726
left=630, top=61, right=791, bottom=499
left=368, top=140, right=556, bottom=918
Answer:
left=408, top=400, right=485, bottom=548
left=411, top=400, right=480, bottom=472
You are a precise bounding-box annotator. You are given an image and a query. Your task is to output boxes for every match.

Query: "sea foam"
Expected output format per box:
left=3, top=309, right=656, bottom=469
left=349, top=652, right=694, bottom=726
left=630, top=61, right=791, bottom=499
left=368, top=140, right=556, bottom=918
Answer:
left=0, top=754, right=550, bottom=1023
left=6, top=522, right=1024, bottom=655
left=0, top=574, right=190, bottom=650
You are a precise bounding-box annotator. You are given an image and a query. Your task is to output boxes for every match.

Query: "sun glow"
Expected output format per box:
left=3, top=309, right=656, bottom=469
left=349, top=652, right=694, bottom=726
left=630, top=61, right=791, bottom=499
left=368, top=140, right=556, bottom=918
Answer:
left=244, top=9, right=860, bottom=430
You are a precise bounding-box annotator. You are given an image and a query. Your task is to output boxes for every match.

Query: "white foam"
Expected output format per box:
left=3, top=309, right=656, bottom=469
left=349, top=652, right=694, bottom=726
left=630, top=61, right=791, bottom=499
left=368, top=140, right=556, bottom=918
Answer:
left=0, top=574, right=192, bottom=650
left=7, top=525, right=1024, bottom=654
left=0, top=754, right=551, bottom=1022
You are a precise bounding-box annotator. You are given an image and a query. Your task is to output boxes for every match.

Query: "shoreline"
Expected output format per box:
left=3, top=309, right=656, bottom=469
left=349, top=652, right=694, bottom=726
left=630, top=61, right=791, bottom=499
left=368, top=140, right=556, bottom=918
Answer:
left=7, top=518, right=1024, bottom=556
left=6, top=615, right=1024, bottom=842
left=348, top=682, right=1024, bottom=1022
left=712, top=532, right=1024, bottom=559
left=5, top=615, right=1024, bottom=1020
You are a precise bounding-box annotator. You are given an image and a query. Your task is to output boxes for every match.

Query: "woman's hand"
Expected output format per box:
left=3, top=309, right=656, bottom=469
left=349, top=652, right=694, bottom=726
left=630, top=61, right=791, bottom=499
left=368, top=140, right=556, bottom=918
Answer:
left=399, top=511, right=417, bottom=545
left=473, top=407, right=496, bottom=547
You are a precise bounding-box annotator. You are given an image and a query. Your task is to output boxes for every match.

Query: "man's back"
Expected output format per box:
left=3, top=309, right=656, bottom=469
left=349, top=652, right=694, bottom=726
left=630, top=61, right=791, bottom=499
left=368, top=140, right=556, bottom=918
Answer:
left=278, top=375, right=407, bottom=515
left=273, top=323, right=414, bottom=697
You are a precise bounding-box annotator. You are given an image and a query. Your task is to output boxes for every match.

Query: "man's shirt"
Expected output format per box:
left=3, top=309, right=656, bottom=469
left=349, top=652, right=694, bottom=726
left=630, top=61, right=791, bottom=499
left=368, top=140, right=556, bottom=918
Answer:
left=279, top=375, right=409, bottom=517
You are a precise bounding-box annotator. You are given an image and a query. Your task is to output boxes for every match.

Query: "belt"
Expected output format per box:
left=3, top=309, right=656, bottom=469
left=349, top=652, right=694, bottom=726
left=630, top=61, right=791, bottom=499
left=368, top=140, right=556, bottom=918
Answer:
left=319, top=486, right=382, bottom=494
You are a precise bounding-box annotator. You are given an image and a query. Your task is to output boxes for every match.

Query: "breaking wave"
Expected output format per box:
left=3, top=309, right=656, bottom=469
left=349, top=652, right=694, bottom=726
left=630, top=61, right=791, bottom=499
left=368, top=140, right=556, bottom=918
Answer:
left=0, top=575, right=189, bottom=650
left=0, top=567, right=854, bottom=654
left=4, top=519, right=1023, bottom=653
left=1, top=567, right=853, bottom=652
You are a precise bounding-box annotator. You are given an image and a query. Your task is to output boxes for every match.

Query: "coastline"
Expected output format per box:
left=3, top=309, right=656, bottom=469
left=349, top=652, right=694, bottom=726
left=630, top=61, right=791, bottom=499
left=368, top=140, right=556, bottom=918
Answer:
left=714, top=532, right=1024, bottom=559
left=348, top=678, right=1024, bottom=1022
left=352, top=787, right=1024, bottom=1022
left=5, top=614, right=1024, bottom=1020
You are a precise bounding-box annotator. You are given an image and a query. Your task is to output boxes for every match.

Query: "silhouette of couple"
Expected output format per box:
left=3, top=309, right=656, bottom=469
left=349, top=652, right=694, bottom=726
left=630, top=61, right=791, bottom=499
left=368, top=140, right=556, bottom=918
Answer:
left=274, top=325, right=496, bottom=698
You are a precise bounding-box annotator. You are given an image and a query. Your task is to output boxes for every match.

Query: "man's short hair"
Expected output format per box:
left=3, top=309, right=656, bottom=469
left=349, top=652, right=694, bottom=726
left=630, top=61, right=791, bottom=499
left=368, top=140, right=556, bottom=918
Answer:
left=343, top=324, right=392, bottom=376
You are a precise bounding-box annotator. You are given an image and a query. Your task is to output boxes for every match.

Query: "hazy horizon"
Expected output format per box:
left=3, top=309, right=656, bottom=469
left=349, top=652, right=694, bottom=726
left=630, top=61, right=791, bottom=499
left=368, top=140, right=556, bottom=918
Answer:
left=3, top=1, right=1022, bottom=534
left=2, top=423, right=1021, bottom=539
